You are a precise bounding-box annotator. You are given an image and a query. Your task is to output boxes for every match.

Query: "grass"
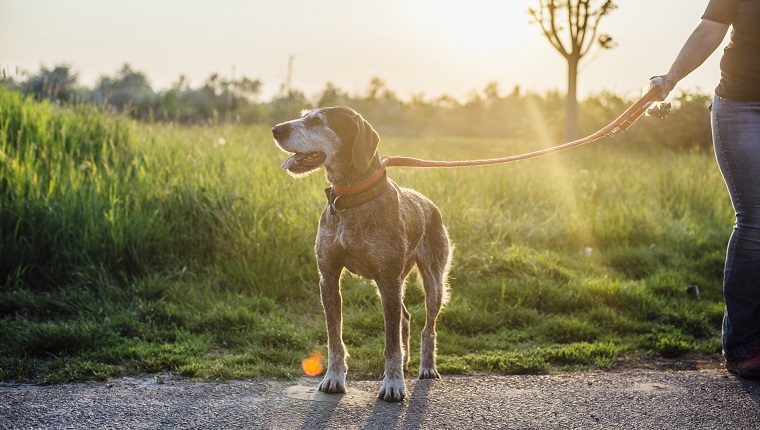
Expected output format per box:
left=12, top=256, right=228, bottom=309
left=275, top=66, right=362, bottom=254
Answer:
left=0, top=88, right=730, bottom=384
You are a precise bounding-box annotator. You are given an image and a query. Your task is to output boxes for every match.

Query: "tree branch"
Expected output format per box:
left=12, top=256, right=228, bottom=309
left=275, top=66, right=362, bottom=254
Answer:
left=580, top=0, right=615, bottom=57
left=547, top=0, right=570, bottom=57
left=529, top=1, right=617, bottom=60
left=576, top=0, right=591, bottom=55
left=530, top=0, right=570, bottom=57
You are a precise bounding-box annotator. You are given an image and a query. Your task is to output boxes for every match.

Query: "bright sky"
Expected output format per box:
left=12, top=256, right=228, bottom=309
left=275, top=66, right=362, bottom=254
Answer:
left=0, top=0, right=727, bottom=102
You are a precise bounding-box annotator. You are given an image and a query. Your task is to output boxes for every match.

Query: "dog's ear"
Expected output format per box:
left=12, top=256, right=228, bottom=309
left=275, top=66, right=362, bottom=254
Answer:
left=350, top=114, right=380, bottom=172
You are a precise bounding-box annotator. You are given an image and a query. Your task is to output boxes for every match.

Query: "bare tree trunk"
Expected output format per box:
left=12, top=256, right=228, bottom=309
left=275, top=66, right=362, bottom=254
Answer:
left=565, top=55, right=580, bottom=141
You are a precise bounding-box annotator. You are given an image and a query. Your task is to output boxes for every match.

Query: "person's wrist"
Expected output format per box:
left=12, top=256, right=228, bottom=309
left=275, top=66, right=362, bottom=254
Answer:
left=653, top=73, right=678, bottom=99
left=662, top=72, right=680, bottom=90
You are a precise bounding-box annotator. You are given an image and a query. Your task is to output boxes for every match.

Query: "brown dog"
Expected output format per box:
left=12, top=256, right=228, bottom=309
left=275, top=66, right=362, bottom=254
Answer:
left=272, top=106, right=452, bottom=402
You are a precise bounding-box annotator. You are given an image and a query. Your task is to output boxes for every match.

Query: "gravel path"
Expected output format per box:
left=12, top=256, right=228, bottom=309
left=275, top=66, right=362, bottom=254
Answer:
left=2, top=368, right=760, bottom=429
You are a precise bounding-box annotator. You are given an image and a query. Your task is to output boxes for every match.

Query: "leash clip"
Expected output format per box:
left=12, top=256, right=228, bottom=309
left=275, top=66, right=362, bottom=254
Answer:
left=325, top=187, right=345, bottom=216
left=330, top=195, right=345, bottom=215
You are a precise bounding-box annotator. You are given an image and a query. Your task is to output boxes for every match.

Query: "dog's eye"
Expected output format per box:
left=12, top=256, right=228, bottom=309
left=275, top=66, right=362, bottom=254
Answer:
left=307, top=116, right=324, bottom=126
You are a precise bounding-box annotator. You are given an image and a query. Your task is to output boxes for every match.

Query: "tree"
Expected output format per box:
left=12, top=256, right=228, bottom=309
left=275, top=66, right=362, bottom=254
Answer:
left=317, top=82, right=348, bottom=107
left=0, top=67, right=22, bottom=92
left=529, top=0, right=617, bottom=140
left=220, top=74, right=263, bottom=121
left=366, top=77, right=387, bottom=101
left=95, top=64, right=156, bottom=119
left=24, top=64, right=81, bottom=104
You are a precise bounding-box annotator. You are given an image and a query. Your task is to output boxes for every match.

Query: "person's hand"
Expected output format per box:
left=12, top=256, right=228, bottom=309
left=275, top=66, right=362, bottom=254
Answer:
left=645, top=75, right=675, bottom=118
left=650, top=73, right=679, bottom=100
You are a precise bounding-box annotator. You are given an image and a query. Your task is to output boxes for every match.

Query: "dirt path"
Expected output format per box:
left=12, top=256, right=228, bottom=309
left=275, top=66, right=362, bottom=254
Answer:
left=3, top=365, right=760, bottom=429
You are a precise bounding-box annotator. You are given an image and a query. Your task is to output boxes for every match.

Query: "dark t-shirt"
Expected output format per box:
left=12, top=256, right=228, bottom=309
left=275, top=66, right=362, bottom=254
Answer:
left=703, top=0, right=760, bottom=101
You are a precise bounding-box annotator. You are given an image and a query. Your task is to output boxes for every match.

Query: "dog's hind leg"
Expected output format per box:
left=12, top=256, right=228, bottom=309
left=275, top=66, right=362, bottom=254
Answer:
left=317, top=269, right=348, bottom=394
left=416, top=210, right=452, bottom=380
left=399, top=261, right=417, bottom=373
left=402, top=302, right=411, bottom=372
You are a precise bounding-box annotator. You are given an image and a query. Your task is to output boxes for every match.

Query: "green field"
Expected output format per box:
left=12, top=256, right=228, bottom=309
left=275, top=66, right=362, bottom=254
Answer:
left=0, top=88, right=730, bottom=383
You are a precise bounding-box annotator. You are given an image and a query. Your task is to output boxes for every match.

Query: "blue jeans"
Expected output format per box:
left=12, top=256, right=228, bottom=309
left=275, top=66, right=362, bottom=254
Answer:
left=712, top=94, right=760, bottom=359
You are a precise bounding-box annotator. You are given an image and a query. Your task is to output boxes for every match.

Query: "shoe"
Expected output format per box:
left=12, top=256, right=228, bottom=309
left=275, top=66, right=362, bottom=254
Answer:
left=726, top=349, right=760, bottom=379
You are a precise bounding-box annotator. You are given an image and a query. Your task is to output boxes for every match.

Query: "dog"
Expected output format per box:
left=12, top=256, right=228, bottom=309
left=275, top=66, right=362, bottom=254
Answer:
left=272, top=106, right=453, bottom=402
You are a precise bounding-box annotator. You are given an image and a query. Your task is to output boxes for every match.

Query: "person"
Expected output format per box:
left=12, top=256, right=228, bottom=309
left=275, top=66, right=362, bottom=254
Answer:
left=656, top=0, right=760, bottom=379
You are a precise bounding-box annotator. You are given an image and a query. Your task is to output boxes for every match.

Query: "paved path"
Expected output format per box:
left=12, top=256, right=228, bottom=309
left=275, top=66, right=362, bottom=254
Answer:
left=2, top=368, right=760, bottom=429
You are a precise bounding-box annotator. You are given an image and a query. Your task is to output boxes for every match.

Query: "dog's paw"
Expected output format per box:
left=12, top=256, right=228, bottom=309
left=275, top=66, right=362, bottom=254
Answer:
left=318, top=372, right=346, bottom=394
left=378, top=377, right=405, bottom=402
left=419, top=367, right=440, bottom=380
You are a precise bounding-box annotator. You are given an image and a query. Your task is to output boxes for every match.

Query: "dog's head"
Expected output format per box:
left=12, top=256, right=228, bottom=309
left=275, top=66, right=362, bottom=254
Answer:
left=272, top=106, right=380, bottom=178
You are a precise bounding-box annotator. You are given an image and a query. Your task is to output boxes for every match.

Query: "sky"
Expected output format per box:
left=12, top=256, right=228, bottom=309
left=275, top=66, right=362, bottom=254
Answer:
left=1, top=0, right=728, bottom=102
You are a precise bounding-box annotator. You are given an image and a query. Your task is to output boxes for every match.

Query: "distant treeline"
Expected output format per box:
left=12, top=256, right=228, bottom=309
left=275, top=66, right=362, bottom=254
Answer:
left=1, top=63, right=713, bottom=150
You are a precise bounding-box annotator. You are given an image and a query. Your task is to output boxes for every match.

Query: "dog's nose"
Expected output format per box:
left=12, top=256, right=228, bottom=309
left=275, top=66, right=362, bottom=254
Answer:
left=272, top=124, right=287, bottom=140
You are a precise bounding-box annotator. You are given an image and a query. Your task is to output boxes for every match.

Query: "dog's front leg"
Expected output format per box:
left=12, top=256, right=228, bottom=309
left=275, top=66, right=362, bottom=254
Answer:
left=377, top=280, right=405, bottom=402
left=318, top=270, right=347, bottom=394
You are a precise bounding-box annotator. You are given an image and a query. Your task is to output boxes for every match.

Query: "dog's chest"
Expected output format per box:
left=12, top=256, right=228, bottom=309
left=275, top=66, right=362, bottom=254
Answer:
left=318, top=214, right=379, bottom=248
left=317, top=211, right=407, bottom=279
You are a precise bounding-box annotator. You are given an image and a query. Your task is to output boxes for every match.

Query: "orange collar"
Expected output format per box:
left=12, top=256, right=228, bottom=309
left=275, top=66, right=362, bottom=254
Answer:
left=326, top=166, right=389, bottom=215
left=331, top=165, right=387, bottom=195
left=325, top=172, right=388, bottom=214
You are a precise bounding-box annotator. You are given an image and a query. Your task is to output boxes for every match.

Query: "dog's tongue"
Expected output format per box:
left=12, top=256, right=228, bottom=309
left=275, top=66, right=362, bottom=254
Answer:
left=281, top=155, right=298, bottom=170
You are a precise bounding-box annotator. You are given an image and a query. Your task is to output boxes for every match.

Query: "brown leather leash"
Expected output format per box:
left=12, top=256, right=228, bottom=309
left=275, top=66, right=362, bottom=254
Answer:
left=327, top=84, right=665, bottom=212
left=380, top=84, right=665, bottom=169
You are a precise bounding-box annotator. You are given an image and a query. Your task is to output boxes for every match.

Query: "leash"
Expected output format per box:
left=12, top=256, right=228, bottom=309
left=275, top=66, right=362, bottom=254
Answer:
left=380, top=84, right=665, bottom=169
left=326, top=83, right=666, bottom=213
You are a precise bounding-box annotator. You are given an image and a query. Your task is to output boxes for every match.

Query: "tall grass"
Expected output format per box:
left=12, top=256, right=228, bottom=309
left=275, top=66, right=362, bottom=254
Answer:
left=0, top=88, right=730, bottom=383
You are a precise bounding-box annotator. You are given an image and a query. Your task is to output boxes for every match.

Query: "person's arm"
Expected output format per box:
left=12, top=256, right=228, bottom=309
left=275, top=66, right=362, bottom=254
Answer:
left=659, top=19, right=730, bottom=95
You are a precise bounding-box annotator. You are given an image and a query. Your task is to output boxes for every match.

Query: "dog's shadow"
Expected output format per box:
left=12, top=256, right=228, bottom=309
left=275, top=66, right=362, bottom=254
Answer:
left=364, top=378, right=434, bottom=429
left=291, top=378, right=436, bottom=429
left=401, top=379, right=435, bottom=428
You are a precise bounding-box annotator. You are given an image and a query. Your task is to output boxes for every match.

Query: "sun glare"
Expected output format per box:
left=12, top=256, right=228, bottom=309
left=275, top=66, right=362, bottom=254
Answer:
left=302, top=350, right=324, bottom=376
